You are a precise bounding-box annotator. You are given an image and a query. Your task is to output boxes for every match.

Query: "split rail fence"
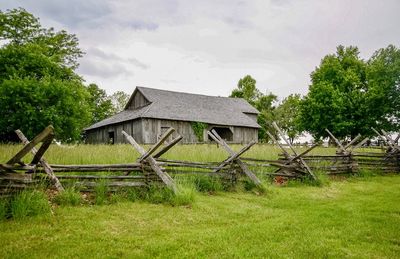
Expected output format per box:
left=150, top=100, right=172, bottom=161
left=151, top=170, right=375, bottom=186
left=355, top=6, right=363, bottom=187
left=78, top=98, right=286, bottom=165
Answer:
left=0, top=124, right=399, bottom=196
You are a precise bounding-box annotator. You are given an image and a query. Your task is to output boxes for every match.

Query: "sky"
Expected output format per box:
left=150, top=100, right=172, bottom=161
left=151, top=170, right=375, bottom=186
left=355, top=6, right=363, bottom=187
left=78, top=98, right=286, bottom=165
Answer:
left=2, top=0, right=400, bottom=100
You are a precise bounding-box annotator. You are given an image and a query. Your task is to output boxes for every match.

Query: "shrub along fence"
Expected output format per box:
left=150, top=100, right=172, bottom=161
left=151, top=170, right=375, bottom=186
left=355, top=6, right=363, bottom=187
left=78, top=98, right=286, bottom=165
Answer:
left=0, top=124, right=399, bottom=197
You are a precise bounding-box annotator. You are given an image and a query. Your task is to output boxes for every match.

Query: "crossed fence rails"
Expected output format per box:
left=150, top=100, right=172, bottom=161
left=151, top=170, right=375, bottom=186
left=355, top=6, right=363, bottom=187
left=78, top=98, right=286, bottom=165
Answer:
left=0, top=124, right=398, bottom=196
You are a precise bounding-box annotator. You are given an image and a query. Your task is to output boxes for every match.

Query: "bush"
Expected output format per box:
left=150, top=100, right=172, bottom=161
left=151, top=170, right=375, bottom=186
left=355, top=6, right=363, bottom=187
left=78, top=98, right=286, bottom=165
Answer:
left=144, top=185, right=174, bottom=204
left=284, top=174, right=327, bottom=187
left=171, top=185, right=197, bottom=206
left=10, top=190, right=51, bottom=219
left=125, top=188, right=139, bottom=202
left=108, top=187, right=141, bottom=203
left=356, top=169, right=379, bottom=178
left=53, top=188, right=82, bottom=206
left=241, top=179, right=267, bottom=194
left=0, top=198, right=9, bottom=220
left=94, top=180, right=108, bottom=205
left=193, top=175, right=224, bottom=193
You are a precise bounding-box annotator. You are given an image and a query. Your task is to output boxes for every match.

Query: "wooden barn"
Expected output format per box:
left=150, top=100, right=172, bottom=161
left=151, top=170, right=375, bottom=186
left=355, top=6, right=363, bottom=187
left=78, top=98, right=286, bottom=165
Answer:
left=84, top=86, right=260, bottom=144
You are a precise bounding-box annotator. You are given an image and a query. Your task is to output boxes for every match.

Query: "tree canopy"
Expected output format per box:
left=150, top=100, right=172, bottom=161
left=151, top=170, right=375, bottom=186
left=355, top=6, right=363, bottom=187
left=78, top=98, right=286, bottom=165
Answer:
left=110, top=91, right=130, bottom=113
left=300, top=45, right=400, bottom=140
left=0, top=8, right=88, bottom=142
left=86, top=84, right=114, bottom=124
left=230, top=75, right=278, bottom=142
left=275, top=94, right=302, bottom=144
left=367, top=45, right=400, bottom=130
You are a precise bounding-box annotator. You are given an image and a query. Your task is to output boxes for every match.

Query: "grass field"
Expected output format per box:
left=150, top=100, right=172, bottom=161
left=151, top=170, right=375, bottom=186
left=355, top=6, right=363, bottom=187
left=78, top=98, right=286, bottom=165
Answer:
left=0, top=143, right=340, bottom=164
left=0, top=144, right=399, bottom=258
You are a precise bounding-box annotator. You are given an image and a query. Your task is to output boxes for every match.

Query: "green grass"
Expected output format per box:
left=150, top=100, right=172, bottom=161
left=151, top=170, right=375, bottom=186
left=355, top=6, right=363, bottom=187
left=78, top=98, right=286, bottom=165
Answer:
left=7, top=190, right=51, bottom=220
left=0, top=176, right=399, bottom=258
left=171, top=185, right=197, bottom=206
left=53, top=187, right=82, bottom=206
left=0, top=143, right=343, bottom=165
left=0, top=144, right=398, bottom=257
left=0, top=198, right=8, bottom=220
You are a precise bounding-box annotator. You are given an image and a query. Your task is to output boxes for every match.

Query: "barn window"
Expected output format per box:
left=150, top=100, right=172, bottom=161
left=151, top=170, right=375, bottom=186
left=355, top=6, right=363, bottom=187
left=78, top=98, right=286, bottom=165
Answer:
left=108, top=131, right=115, bottom=144
left=209, top=127, right=233, bottom=142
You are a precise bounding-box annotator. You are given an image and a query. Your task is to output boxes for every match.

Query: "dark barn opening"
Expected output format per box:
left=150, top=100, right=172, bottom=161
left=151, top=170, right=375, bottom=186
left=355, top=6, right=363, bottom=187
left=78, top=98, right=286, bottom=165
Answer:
left=108, top=131, right=114, bottom=144
left=209, top=127, right=233, bottom=142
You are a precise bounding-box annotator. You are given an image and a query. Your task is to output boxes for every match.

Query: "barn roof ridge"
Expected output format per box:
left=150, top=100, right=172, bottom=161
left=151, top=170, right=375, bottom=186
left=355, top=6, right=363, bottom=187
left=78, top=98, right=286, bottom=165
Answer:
left=135, top=86, right=251, bottom=101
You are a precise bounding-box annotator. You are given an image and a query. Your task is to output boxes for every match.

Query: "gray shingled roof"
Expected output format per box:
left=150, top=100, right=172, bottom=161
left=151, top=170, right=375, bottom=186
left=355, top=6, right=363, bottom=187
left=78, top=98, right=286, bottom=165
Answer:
left=85, top=86, right=261, bottom=131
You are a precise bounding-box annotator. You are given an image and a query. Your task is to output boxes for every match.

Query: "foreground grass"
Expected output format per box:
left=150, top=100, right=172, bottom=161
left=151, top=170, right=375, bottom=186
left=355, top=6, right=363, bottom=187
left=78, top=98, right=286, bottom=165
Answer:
left=0, top=175, right=399, bottom=258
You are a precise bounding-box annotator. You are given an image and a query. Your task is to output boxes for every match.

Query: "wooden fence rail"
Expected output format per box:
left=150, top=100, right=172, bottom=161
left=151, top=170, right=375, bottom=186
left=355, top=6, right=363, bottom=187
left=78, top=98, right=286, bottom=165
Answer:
left=1, top=125, right=399, bottom=196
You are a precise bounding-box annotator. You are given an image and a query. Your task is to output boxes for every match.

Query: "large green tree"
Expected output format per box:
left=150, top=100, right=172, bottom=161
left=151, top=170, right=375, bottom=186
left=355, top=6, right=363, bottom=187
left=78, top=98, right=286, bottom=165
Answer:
left=231, top=75, right=261, bottom=105
left=230, top=75, right=278, bottom=142
left=275, top=94, right=302, bottom=144
left=299, top=46, right=371, bottom=140
left=86, top=84, right=114, bottom=124
left=300, top=45, right=400, bottom=140
left=0, top=8, right=90, bottom=142
left=367, top=45, right=400, bottom=130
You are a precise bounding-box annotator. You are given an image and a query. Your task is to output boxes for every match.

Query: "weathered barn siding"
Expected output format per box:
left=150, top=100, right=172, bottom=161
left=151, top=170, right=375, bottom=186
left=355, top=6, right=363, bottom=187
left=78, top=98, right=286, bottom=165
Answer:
left=85, top=120, right=143, bottom=144
left=86, top=118, right=258, bottom=144
left=126, top=90, right=149, bottom=110
left=231, top=127, right=258, bottom=144
left=141, top=118, right=257, bottom=144
left=141, top=118, right=198, bottom=144
left=206, top=125, right=258, bottom=144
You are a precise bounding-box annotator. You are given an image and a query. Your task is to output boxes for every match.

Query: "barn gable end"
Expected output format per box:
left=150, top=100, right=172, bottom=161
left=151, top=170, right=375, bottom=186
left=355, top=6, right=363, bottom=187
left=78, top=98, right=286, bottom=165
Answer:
left=125, top=88, right=151, bottom=110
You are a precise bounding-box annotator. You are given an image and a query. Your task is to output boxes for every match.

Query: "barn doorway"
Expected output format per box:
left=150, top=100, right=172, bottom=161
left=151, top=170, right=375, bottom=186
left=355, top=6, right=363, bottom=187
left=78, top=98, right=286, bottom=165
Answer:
left=209, top=127, right=233, bottom=142
left=108, top=131, right=115, bottom=144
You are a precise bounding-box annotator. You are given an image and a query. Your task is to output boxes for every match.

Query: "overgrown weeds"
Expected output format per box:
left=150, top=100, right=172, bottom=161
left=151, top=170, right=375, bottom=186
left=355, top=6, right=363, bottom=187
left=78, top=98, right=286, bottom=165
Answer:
left=53, top=187, right=82, bottom=206
left=94, top=180, right=108, bottom=205
left=281, top=173, right=328, bottom=187
left=171, top=185, right=197, bottom=206
left=241, top=179, right=267, bottom=194
left=9, top=190, right=51, bottom=219
left=91, top=183, right=197, bottom=206
left=0, top=198, right=9, bottom=220
left=192, top=175, right=224, bottom=193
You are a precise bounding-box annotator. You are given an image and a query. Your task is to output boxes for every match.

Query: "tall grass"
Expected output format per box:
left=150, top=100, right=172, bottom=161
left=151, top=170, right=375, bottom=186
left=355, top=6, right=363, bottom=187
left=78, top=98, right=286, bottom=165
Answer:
left=9, top=190, right=51, bottom=219
left=171, top=185, right=197, bottom=206
left=0, top=143, right=386, bottom=212
left=53, top=187, right=82, bottom=206
left=94, top=180, right=108, bottom=205
left=192, top=175, right=225, bottom=193
left=0, top=143, right=384, bottom=165
left=0, top=198, right=9, bottom=220
left=0, top=143, right=337, bottom=165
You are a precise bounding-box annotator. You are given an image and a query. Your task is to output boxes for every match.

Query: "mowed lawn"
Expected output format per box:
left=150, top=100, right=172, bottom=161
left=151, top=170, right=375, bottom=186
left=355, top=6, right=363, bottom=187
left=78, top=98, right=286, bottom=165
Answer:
left=0, top=175, right=399, bottom=258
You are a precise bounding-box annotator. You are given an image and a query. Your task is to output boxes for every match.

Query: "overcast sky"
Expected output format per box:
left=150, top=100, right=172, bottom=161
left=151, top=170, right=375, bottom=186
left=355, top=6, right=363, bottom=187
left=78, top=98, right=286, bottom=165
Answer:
left=2, top=0, right=400, bottom=99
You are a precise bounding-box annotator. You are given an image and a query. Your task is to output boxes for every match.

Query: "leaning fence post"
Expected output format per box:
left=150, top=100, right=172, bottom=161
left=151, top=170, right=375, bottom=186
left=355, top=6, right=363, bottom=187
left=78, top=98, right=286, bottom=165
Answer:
left=273, top=122, right=317, bottom=180
left=122, top=130, right=177, bottom=193
left=15, top=129, right=64, bottom=192
left=207, top=130, right=262, bottom=186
